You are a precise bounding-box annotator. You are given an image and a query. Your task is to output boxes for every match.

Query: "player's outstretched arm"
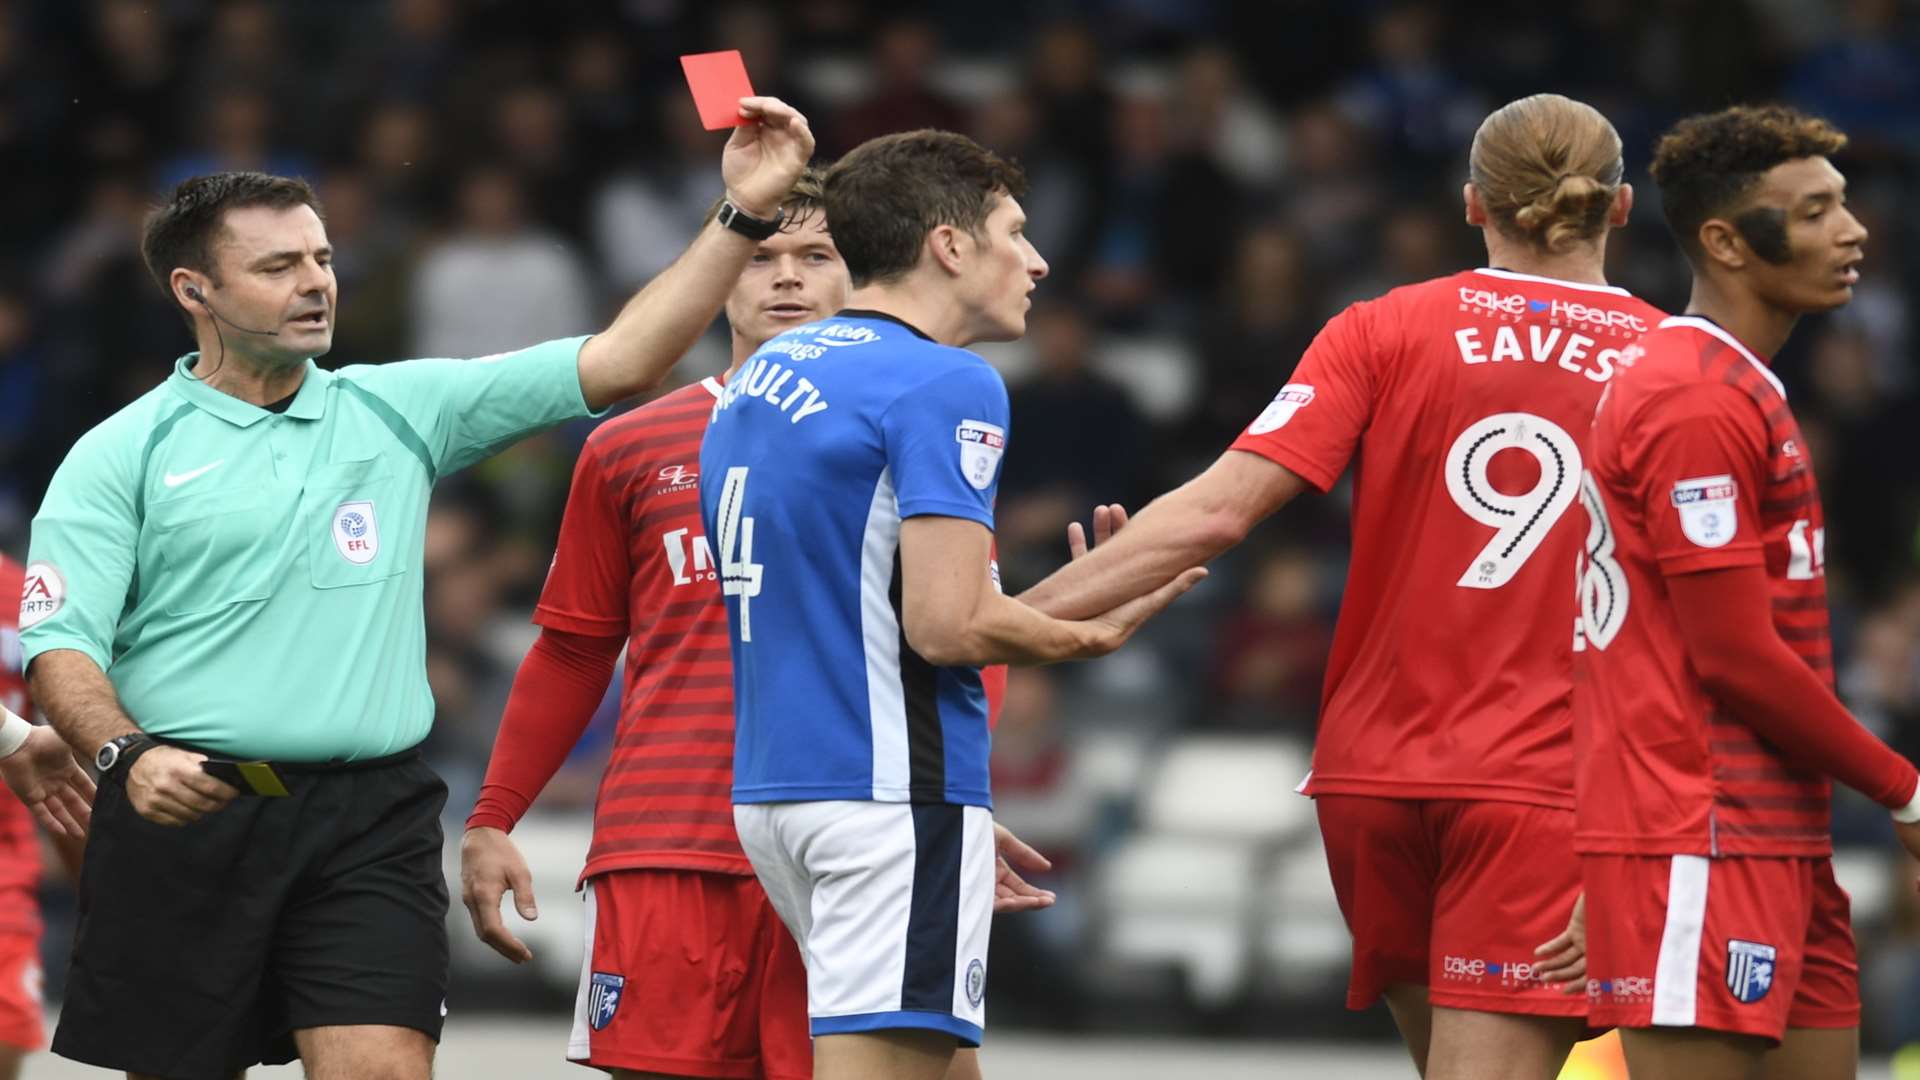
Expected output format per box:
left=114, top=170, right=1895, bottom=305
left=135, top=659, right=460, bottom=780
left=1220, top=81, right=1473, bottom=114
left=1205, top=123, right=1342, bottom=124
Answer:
left=899, top=516, right=1205, bottom=667
left=1668, top=566, right=1920, bottom=818
left=575, top=96, right=815, bottom=409
left=1020, top=450, right=1307, bottom=622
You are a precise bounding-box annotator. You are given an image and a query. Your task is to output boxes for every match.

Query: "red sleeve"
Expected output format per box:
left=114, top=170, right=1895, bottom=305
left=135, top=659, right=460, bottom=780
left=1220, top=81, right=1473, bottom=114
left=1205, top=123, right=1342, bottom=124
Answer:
left=1229, top=301, right=1381, bottom=493
left=466, top=628, right=625, bottom=833
left=1668, top=566, right=1919, bottom=808
left=1626, top=382, right=1769, bottom=576
left=532, top=440, right=632, bottom=635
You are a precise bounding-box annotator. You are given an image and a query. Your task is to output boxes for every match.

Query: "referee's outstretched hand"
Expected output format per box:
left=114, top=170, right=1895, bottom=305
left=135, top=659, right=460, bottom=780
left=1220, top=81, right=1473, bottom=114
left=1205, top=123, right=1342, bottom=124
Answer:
left=720, top=97, right=815, bottom=222
left=461, top=826, right=538, bottom=964
left=126, top=746, right=240, bottom=827
left=0, top=726, right=95, bottom=838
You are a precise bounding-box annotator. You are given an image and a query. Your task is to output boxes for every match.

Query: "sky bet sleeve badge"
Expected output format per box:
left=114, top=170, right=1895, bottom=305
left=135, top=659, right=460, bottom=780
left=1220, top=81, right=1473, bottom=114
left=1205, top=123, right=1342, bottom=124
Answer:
left=1671, top=475, right=1738, bottom=549
left=955, top=420, right=1006, bottom=491
left=588, top=971, right=625, bottom=1030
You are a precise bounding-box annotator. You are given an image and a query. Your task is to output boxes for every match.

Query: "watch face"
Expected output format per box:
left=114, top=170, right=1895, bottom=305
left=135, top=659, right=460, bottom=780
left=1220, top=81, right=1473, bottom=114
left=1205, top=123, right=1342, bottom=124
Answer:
left=95, top=743, right=118, bottom=771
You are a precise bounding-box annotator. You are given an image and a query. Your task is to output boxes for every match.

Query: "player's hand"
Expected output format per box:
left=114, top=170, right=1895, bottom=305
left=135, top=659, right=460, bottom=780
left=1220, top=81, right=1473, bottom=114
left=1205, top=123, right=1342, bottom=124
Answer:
left=460, top=826, right=538, bottom=964
left=1066, top=504, right=1129, bottom=561
left=1078, top=567, right=1208, bottom=658
left=720, top=96, right=815, bottom=221
left=992, top=823, right=1056, bottom=914
left=1533, top=891, right=1587, bottom=993
left=0, top=726, right=95, bottom=838
left=124, top=744, right=238, bottom=827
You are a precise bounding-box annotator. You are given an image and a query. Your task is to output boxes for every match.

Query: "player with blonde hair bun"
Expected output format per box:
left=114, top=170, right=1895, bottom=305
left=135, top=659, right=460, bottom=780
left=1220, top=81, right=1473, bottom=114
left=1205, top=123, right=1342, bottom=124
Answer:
left=1023, top=93, right=1663, bottom=1079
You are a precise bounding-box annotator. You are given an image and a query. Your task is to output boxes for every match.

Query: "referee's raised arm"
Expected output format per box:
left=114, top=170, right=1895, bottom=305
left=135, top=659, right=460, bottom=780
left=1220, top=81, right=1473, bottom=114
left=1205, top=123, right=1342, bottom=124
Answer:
left=14, top=94, right=818, bottom=1080
left=575, top=96, right=815, bottom=409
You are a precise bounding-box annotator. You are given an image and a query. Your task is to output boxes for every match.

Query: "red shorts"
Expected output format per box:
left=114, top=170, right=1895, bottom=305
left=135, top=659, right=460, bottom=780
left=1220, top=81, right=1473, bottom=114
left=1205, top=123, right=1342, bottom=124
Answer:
left=567, top=869, right=809, bottom=1079
left=1316, top=796, right=1585, bottom=1016
left=1582, top=853, right=1857, bottom=1041
left=0, top=931, right=43, bottom=1051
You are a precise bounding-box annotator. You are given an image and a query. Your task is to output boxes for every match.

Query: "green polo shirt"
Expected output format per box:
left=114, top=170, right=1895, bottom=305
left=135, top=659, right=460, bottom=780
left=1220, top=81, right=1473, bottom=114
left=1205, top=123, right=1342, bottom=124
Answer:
left=21, top=336, right=599, bottom=761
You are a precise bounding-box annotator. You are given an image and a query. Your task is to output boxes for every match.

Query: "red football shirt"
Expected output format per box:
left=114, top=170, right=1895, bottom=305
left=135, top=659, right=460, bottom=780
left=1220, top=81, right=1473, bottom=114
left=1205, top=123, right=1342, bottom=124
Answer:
left=0, top=556, right=41, bottom=935
left=536, top=379, right=751, bottom=878
left=1575, top=316, right=1835, bottom=857
left=1231, top=268, right=1665, bottom=809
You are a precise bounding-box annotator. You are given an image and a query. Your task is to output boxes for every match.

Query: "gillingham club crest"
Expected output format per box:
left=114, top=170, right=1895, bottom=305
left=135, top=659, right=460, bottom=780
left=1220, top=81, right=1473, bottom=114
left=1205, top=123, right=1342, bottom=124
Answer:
left=1726, top=939, right=1776, bottom=1004
left=588, top=971, right=624, bottom=1030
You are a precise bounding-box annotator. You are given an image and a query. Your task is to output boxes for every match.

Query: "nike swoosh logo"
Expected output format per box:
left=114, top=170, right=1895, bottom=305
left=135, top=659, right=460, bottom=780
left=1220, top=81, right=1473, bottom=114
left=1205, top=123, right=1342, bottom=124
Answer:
left=162, top=460, right=226, bottom=487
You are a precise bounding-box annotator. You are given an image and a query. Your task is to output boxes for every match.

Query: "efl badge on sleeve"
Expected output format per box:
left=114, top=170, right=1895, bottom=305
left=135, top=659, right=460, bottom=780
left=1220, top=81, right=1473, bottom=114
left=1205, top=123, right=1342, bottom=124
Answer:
left=1725, top=939, right=1776, bottom=1004
left=1671, top=475, right=1738, bottom=549
left=588, top=972, right=625, bottom=1030
left=955, top=420, right=1006, bottom=491
left=1247, top=384, right=1315, bottom=435
left=332, top=501, right=380, bottom=565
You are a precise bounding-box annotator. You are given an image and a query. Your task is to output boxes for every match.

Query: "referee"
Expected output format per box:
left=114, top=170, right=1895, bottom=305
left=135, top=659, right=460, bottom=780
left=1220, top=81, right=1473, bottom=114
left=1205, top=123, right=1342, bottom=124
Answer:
left=22, top=98, right=812, bottom=1080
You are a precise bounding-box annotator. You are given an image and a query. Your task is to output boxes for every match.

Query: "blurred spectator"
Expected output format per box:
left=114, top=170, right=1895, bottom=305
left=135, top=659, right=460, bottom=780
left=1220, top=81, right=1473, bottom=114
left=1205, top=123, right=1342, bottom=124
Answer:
left=997, top=302, right=1151, bottom=590
left=1173, top=44, right=1288, bottom=189
left=356, top=100, right=443, bottom=224
left=1024, top=21, right=1114, bottom=180
left=592, top=97, right=720, bottom=296
left=411, top=166, right=594, bottom=359
left=1280, top=100, right=1383, bottom=272
left=0, top=279, right=39, bottom=543
left=1206, top=546, right=1333, bottom=734
left=71, top=0, right=183, bottom=169
left=488, top=83, right=590, bottom=238
left=159, top=84, right=310, bottom=189
left=1845, top=604, right=1920, bottom=755
left=1336, top=2, right=1484, bottom=171
left=559, top=31, right=643, bottom=178
left=829, top=17, right=967, bottom=155
left=339, top=0, right=461, bottom=108
left=1786, top=0, right=1920, bottom=155
left=1333, top=203, right=1468, bottom=307
left=1081, top=84, right=1241, bottom=323
left=1182, top=224, right=1323, bottom=459
left=316, top=165, right=417, bottom=365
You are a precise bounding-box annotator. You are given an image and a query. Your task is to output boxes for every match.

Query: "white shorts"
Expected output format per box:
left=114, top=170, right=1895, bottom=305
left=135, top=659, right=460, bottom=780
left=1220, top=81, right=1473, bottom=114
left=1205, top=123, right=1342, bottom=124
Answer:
left=734, top=800, right=995, bottom=1045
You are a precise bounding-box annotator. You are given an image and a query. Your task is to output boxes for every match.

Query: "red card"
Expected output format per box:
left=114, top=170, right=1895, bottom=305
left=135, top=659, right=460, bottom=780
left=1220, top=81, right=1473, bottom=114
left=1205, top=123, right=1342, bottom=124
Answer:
left=680, top=50, right=756, bottom=131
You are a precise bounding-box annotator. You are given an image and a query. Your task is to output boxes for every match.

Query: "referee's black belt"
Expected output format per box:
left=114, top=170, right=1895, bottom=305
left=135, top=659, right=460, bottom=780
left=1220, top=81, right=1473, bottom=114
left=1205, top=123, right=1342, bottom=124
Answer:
left=156, top=738, right=421, bottom=773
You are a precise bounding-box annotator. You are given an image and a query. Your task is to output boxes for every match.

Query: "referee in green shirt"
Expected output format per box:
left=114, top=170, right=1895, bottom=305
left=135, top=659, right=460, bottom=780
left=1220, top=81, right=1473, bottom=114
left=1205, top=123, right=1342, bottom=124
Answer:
left=23, top=97, right=812, bottom=1080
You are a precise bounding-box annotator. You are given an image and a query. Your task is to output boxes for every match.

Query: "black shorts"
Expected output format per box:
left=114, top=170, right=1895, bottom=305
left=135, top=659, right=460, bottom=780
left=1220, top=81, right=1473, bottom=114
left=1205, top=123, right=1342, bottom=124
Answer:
left=53, top=749, right=450, bottom=1080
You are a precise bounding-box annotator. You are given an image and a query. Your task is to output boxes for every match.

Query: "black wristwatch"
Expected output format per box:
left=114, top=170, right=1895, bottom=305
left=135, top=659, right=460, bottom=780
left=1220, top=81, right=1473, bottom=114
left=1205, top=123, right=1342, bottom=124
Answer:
left=95, top=733, right=156, bottom=776
left=715, top=199, right=785, bottom=241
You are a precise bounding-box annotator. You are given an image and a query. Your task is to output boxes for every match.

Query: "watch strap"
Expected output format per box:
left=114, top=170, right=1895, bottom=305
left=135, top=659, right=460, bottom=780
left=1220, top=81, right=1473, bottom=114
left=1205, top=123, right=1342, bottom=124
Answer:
left=716, top=199, right=784, bottom=241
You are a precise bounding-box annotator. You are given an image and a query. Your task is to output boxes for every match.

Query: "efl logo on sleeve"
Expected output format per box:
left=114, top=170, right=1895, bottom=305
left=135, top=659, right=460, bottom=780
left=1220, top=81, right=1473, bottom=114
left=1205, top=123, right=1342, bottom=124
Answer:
left=1247, top=384, right=1315, bottom=435
left=956, top=420, right=1006, bottom=491
left=18, top=563, right=64, bottom=629
left=1671, top=475, right=1738, bottom=548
